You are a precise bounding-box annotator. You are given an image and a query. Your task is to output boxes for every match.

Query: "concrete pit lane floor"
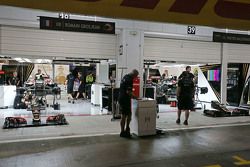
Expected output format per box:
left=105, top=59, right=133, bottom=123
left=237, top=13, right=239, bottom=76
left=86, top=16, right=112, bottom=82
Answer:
left=0, top=124, right=250, bottom=167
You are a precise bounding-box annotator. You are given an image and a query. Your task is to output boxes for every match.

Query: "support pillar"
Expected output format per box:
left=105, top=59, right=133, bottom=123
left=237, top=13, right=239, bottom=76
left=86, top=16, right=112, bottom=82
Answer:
left=221, top=43, right=228, bottom=105
left=52, top=63, right=55, bottom=81
left=117, top=29, right=144, bottom=97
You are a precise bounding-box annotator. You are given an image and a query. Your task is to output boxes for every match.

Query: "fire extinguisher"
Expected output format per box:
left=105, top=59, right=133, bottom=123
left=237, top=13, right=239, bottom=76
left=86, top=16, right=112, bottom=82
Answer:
left=133, top=77, right=140, bottom=98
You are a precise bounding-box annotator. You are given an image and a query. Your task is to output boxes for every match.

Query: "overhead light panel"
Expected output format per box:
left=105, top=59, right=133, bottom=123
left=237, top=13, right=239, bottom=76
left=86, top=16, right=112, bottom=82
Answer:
left=13, top=58, right=25, bottom=63
left=35, top=59, right=52, bottom=64
left=23, top=58, right=32, bottom=63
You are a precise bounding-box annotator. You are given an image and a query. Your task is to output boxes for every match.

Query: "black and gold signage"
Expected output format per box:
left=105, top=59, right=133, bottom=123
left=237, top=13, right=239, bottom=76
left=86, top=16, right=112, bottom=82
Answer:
left=213, top=32, right=250, bottom=45
left=40, top=16, right=115, bottom=34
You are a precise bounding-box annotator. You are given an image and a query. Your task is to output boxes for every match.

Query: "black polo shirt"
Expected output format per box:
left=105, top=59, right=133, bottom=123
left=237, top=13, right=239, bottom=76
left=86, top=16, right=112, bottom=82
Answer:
left=119, top=74, right=133, bottom=101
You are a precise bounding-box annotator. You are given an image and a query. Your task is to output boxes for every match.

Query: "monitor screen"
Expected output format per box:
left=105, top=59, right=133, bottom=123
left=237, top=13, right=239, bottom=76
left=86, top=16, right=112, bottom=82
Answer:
left=207, top=69, right=220, bottom=81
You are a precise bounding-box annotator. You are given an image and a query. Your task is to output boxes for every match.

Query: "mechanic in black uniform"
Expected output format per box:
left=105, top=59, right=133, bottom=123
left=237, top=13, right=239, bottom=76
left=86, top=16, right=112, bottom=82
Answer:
left=176, top=71, right=195, bottom=125
left=119, top=69, right=139, bottom=138
left=8, top=71, right=20, bottom=87
left=176, top=65, right=195, bottom=124
left=35, top=69, right=45, bottom=80
left=178, top=66, right=195, bottom=80
left=65, top=72, right=75, bottom=103
left=0, top=75, right=4, bottom=85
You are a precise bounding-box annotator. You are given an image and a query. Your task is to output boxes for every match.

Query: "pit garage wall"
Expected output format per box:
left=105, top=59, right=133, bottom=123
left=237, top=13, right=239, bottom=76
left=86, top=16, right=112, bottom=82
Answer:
left=0, top=25, right=116, bottom=60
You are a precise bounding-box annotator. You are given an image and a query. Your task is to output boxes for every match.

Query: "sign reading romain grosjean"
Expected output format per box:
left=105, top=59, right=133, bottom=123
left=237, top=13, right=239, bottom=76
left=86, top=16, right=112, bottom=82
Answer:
left=1, top=0, right=250, bottom=30
left=40, top=17, right=115, bottom=34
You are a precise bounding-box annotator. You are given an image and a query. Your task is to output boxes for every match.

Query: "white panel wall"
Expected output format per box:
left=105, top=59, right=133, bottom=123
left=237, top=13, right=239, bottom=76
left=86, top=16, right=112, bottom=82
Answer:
left=0, top=6, right=222, bottom=40
left=0, top=26, right=116, bottom=59
left=144, top=37, right=221, bottom=63
left=227, top=43, right=250, bottom=63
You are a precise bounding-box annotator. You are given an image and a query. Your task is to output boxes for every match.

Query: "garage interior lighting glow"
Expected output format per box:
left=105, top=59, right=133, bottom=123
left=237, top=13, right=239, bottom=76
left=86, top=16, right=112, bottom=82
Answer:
left=13, top=58, right=25, bottom=63
left=35, top=59, right=52, bottom=64
left=23, top=58, right=32, bottom=63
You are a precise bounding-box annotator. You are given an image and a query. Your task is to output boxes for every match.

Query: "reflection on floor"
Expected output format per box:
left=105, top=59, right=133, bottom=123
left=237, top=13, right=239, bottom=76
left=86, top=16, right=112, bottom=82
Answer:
left=158, top=104, right=178, bottom=113
left=0, top=98, right=110, bottom=119
left=0, top=96, right=181, bottom=119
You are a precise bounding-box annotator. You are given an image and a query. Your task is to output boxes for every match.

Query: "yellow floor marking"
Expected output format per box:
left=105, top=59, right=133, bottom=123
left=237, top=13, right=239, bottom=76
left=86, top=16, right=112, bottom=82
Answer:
left=233, top=155, right=250, bottom=165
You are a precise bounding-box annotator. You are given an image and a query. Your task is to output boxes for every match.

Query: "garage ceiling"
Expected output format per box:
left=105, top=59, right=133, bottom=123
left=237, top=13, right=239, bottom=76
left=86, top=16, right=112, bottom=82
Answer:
left=0, top=0, right=250, bottom=30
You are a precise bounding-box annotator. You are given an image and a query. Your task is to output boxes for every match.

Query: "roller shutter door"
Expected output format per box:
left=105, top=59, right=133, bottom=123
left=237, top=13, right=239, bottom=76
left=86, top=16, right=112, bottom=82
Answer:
left=144, top=37, right=221, bottom=63
left=0, top=26, right=116, bottom=59
left=226, top=43, right=250, bottom=63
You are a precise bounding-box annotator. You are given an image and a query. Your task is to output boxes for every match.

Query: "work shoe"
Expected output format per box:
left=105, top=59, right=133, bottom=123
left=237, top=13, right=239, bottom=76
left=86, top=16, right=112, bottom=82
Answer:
left=124, top=131, right=132, bottom=138
left=120, top=131, right=126, bottom=137
left=176, top=118, right=180, bottom=124
left=183, top=120, right=188, bottom=125
left=125, top=128, right=132, bottom=138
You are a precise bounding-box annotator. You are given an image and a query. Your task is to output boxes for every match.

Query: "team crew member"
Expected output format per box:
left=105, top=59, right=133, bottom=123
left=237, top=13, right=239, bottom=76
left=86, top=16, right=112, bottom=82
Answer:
left=35, top=69, right=46, bottom=80
left=176, top=71, right=195, bottom=125
left=85, top=72, right=95, bottom=99
left=178, top=66, right=195, bottom=80
left=65, top=72, right=75, bottom=103
left=119, top=69, right=139, bottom=138
left=177, top=65, right=195, bottom=122
left=0, top=75, right=4, bottom=85
left=75, top=72, right=86, bottom=100
left=8, top=71, right=20, bottom=87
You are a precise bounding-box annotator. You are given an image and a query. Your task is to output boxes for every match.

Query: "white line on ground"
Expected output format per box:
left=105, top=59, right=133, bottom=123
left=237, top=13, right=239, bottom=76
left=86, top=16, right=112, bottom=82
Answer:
left=0, top=133, right=119, bottom=144
left=161, top=122, right=250, bottom=131
left=1, top=122, right=250, bottom=144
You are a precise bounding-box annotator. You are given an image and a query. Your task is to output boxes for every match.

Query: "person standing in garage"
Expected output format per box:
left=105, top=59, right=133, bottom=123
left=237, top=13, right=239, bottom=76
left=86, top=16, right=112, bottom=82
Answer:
left=75, top=72, right=86, bottom=100
left=65, top=71, right=75, bottom=103
left=176, top=71, right=195, bottom=125
left=8, top=71, right=20, bottom=87
left=119, top=69, right=139, bottom=138
left=176, top=65, right=195, bottom=124
left=0, top=74, right=4, bottom=85
left=35, top=69, right=45, bottom=80
left=85, top=72, right=95, bottom=99
left=178, top=66, right=195, bottom=80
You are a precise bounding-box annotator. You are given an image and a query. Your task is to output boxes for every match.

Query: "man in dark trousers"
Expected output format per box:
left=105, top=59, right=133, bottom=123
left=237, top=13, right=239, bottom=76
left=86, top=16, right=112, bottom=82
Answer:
left=65, top=72, right=75, bottom=103
left=0, top=75, right=4, bottom=85
left=176, top=65, right=195, bottom=124
left=119, top=69, right=139, bottom=138
left=176, top=71, right=195, bottom=125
